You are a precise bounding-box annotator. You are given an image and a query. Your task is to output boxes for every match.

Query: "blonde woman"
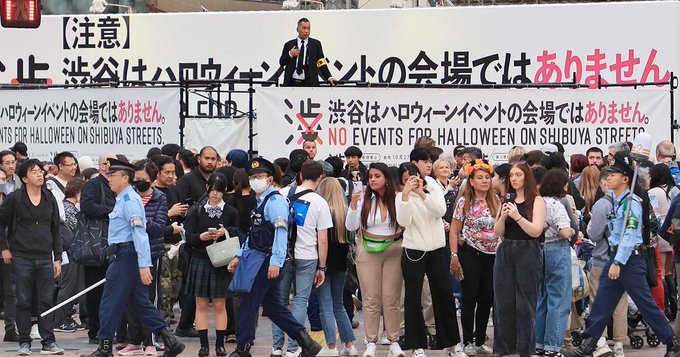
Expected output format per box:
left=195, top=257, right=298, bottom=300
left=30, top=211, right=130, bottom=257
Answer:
left=449, top=159, right=500, bottom=355
left=346, top=163, right=404, bottom=357
left=317, top=178, right=357, bottom=356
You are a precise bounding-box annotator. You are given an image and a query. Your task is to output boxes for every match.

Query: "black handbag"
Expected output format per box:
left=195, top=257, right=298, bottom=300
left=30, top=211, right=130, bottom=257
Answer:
left=640, top=244, right=658, bottom=288
left=70, top=184, right=108, bottom=267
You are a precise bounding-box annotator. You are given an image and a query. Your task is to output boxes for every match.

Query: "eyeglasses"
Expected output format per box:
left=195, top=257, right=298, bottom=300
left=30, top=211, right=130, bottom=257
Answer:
left=29, top=169, right=44, bottom=176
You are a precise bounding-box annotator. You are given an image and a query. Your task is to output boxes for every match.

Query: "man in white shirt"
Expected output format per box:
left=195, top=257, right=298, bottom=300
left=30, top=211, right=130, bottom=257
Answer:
left=271, top=161, right=331, bottom=357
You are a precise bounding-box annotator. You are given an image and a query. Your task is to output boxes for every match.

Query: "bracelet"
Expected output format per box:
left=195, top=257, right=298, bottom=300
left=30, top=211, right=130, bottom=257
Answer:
left=514, top=217, right=522, bottom=222
left=450, top=252, right=458, bottom=257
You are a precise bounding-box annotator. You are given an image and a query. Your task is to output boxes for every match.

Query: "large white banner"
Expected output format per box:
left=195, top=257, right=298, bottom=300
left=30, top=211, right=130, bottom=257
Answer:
left=0, top=88, right=180, bottom=161
left=0, top=2, right=676, bottom=91
left=256, top=87, right=670, bottom=164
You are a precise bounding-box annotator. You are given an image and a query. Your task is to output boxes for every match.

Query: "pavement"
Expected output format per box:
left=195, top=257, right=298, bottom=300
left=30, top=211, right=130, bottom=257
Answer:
left=0, top=310, right=668, bottom=357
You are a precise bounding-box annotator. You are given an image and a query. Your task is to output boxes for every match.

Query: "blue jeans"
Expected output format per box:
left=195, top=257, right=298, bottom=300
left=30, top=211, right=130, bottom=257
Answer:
left=318, top=271, right=355, bottom=345
left=13, top=257, right=56, bottom=346
left=535, top=240, right=572, bottom=352
left=272, top=259, right=317, bottom=351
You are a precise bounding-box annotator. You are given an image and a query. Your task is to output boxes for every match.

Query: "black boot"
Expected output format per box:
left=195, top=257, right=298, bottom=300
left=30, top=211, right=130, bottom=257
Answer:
left=666, top=336, right=680, bottom=357
left=561, top=337, right=601, bottom=357
left=198, top=346, right=209, bottom=357
left=80, top=339, right=113, bottom=357
left=157, top=328, right=185, bottom=357
left=228, top=344, right=252, bottom=357
left=295, top=330, right=322, bottom=357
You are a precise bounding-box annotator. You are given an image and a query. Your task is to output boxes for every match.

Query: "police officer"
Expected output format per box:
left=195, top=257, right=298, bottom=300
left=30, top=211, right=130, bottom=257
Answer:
left=81, top=159, right=184, bottom=357
left=227, top=158, right=321, bottom=357
left=564, top=152, right=680, bottom=357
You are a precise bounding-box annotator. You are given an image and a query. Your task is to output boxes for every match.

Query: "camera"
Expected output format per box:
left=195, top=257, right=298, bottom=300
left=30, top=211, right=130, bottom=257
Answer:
left=504, top=193, right=516, bottom=203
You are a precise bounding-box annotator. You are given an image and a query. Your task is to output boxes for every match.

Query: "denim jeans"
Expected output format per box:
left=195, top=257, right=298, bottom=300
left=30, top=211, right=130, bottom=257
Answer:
left=318, top=271, right=355, bottom=345
left=535, top=240, right=572, bottom=352
left=272, top=259, right=317, bottom=351
left=13, top=257, right=56, bottom=346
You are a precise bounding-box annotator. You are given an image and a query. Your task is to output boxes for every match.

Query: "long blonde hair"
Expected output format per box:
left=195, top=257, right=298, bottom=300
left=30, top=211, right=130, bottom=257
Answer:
left=318, top=177, right=348, bottom=243
left=578, top=165, right=601, bottom=212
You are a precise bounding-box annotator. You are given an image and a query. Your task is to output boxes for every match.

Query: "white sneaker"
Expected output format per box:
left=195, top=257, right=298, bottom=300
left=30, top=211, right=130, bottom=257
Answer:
left=592, top=344, right=613, bottom=357
left=270, top=348, right=283, bottom=357
left=362, top=343, right=376, bottom=357
left=340, top=345, right=359, bottom=356
left=388, top=342, right=405, bottom=357
left=285, top=348, right=302, bottom=357
left=317, top=346, right=339, bottom=356
left=464, top=343, right=477, bottom=355
left=412, top=349, right=428, bottom=357
left=477, top=344, right=493, bottom=354
left=613, top=342, right=625, bottom=357
left=30, top=324, right=40, bottom=340
left=380, top=334, right=390, bottom=345
left=447, top=343, right=467, bottom=357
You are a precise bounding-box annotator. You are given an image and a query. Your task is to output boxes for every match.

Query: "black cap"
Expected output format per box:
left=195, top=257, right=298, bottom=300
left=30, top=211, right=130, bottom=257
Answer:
left=107, top=158, right=135, bottom=174
left=606, top=151, right=635, bottom=177
left=453, top=145, right=466, bottom=156
left=247, top=157, right=275, bottom=176
left=10, top=142, right=27, bottom=156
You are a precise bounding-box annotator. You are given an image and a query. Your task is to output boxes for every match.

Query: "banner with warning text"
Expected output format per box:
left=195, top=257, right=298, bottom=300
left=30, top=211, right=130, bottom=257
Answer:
left=256, top=87, right=669, bottom=164
left=0, top=87, right=180, bottom=161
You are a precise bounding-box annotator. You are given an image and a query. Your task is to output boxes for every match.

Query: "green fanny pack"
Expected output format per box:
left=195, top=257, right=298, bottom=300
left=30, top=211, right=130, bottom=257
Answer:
left=362, top=235, right=399, bottom=253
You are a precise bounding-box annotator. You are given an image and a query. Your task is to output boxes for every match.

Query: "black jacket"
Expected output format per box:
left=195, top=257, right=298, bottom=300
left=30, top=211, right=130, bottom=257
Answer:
left=80, top=175, right=116, bottom=220
left=0, top=187, right=61, bottom=261
left=279, top=37, right=332, bottom=87
left=340, top=162, right=369, bottom=185
left=177, top=167, right=209, bottom=204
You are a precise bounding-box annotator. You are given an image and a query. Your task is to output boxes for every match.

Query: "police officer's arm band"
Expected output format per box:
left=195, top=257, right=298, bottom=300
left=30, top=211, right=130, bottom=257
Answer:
left=274, top=218, right=288, bottom=229
left=130, top=216, right=144, bottom=228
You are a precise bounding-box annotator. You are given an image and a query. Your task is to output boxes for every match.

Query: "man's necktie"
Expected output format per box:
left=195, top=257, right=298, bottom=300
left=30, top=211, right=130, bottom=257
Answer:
left=296, top=40, right=306, bottom=75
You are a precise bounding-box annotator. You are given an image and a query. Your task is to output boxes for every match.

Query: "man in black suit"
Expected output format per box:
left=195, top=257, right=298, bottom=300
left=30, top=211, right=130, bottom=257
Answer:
left=279, top=18, right=336, bottom=87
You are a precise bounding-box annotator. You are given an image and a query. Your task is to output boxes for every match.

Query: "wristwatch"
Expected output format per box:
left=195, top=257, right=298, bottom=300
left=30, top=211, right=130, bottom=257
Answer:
left=450, top=252, right=458, bottom=258
left=317, top=266, right=328, bottom=273
left=612, top=260, right=620, bottom=266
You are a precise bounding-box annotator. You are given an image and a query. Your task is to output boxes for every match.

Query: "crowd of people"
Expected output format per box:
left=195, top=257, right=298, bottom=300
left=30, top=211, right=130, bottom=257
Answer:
left=1, top=137, right=680, bottom=357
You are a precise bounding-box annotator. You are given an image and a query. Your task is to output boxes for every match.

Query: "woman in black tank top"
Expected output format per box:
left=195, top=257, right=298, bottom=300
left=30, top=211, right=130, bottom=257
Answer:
left=493, top=162, right=547, bottom=357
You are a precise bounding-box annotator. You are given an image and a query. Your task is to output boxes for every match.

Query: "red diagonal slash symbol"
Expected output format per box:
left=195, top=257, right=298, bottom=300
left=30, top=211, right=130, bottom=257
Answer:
left=296, top=113, right=323, bottom=145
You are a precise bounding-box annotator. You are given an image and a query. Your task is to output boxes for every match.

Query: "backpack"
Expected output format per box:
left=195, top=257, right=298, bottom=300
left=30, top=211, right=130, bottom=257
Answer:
left=285, top=186, right=313, bottom=260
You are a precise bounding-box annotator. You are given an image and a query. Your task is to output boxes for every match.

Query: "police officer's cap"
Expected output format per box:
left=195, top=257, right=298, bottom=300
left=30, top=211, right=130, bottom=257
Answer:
left=107, top=158, right=135, bottom=175
left=247, top=158, right=275, bottom=176
left=606, top=151, right=635, bottom=177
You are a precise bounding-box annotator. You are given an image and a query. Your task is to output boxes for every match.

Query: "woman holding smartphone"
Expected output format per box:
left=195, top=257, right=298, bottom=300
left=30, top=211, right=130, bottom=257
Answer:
left=184, top=173, right=239, bottom=357
left=397, top=162, right=465, bottom=357
left=493, top=162, right=546, bottom=357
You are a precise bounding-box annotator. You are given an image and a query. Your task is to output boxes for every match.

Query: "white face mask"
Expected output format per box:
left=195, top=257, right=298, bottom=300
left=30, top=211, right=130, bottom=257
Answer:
left=249, top=178, right=270, bottom=194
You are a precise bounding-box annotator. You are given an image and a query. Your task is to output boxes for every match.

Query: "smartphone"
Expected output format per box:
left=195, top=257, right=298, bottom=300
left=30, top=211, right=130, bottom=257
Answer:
left=208, top=228, right=217, bottom=233
left=504, top=193, right=516, bottom=203
left=184, top=198, right=193, bottom=206
left=408, top=168, right=419, bottom=177
left=352, top=181, right=364, bottom=195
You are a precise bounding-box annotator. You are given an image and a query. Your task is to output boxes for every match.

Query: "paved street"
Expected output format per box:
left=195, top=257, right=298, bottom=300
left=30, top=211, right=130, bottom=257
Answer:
left=0, top=309, right=668, bottom=356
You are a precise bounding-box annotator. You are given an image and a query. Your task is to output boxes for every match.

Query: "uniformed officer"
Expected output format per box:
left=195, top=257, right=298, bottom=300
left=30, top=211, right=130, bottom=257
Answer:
left=81, top=158, right=184, bottom=357
left=564, top=152, right=680, bottom=357
left=226, top=158, right=321, bottom=357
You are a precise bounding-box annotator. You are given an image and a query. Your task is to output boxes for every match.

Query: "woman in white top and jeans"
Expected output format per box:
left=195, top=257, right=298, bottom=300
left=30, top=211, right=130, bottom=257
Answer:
left=346, top=163, right=404, bottom=357
left=396, top=162, right=465, bottom=357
